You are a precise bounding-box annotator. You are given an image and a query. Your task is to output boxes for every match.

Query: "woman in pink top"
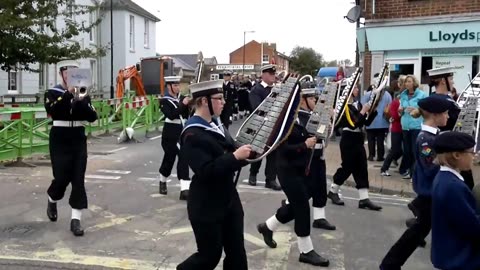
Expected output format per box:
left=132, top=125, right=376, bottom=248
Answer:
left=381, top=76, right=408, bottom=176
left=336, top=66, right=345, bottom=82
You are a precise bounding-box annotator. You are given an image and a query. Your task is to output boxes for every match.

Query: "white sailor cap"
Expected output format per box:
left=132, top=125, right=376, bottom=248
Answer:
left=189, top=79, right=224, bottom=98
left=301, top=88, right=318, bottom=97
left=223, top=70, right=233, bottom=76
left=427, top=67, right=455, bottom=79
left=261, top=64, right=276, bottom=73
left=58, top=60, right=80, bottom=71
left=164, top=76, right=182, bottom=83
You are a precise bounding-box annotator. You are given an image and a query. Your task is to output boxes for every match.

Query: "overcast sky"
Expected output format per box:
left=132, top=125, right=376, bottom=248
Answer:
left=132, top=0, right=358, bottom=64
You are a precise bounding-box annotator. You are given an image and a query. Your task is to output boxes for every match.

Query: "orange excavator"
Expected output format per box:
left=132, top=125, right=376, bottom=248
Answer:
left=115, top=56, right=174, bottom=98
left=115, top=65, right=146, bottom=98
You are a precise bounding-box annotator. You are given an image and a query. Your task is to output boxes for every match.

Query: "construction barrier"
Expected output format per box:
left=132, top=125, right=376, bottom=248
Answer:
left=0, top=95, right=164, bottom=163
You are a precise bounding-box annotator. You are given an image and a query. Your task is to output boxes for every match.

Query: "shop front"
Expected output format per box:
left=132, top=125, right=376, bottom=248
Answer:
left=359, top=19, right=480, bottom=93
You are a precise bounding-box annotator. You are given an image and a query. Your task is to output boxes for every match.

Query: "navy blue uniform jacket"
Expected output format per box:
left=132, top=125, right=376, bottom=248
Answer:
left=431, top=168, right=480, bottom=270
left=412, top=125, right=439, bottom=197
left=180, top=116, right=248, bottom=222
left=249, top=82, right=271, bottom=111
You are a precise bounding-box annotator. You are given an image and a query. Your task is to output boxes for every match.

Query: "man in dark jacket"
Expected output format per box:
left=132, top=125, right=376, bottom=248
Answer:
left=247, top=64, right=281, bottom=190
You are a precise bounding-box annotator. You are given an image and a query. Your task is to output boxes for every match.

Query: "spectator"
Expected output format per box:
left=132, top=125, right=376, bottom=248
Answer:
left=398, top=74, right=427, bottom=179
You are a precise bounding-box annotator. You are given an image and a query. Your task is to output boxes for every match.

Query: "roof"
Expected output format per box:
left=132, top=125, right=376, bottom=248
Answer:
left=160, top=54, right=198, bottom=70
left=204, top=57, right=218, bottom=65
left=102, top=0, right=161, bottom=22
left=171, top=56, right=195, bottom=71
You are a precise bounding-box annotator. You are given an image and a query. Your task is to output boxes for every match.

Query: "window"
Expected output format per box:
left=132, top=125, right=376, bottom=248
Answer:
left=39, top=65, right=45, bottom=91
left=8, top=68, right=18, bottom=92
left=210, top=74, right=219, bottom=80
left=420, top=57, right=433, bottom=85
left=89, top=11, right=95, bottom=43
left=262, top=54, right=269, bottom=63
left=66, top=0, right=74, bottom=19
left=144, top=19, right=149, bottom=48
left=90, top=60, right=97, bottom=89
left=129, top=15, right=135, bottom=51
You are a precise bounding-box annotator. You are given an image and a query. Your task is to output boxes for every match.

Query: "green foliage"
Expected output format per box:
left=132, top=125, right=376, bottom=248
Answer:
left=288, top=46, right=324, bottom=76
left=0, top=0, right=106, bottom=72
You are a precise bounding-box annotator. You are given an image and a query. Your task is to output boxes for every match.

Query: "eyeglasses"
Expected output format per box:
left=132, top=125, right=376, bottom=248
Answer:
left=211, top=96, right=224, bottom=101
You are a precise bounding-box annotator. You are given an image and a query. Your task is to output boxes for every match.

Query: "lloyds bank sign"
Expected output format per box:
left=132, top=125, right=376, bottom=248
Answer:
left=429, top=29, right=480, bottom=43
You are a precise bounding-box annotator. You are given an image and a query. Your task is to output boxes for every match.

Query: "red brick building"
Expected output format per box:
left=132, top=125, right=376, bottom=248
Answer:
left=229, top=40, right=290, bottom=73
left=358, top=0, right=480, bottom=93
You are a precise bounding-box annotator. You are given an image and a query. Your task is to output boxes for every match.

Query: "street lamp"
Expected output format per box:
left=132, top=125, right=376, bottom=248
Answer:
left=110, top=0, right=114, bottom=98
left=243, top=30, right=255, bottom=76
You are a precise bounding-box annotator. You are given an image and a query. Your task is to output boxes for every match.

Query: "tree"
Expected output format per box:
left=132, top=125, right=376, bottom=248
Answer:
left=0, top=0, right=106, bottom=72
left=324, top=60, right=338, bottom=67
left=289, top=46, right=324, bottom=76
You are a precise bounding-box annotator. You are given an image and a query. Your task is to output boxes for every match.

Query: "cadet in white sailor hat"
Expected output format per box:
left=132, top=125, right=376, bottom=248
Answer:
left=44, top=59, right=97, bottom=237
left=158, top=75, right=192, bottom=199
left=177, top=79, right=252, bottom=270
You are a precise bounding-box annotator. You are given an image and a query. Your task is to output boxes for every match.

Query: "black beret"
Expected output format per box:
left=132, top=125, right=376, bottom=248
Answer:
left=433, top=131, right=476, bottom=154
left=418, top=95, right=451, bottom=113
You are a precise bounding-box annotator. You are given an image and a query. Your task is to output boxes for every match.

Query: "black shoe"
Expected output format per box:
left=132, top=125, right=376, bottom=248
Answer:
left=248, top=175, right=257, bottom=186
left=265, top=180, right=281, bottom=191
left=327, top=191, right=345, bottom=206
left=159, top=182, right=167, bottom=195
left=368, top=156, right=374, bottom=161
left=47, top=201, right=57, bottom=222
left=377, top=157, right=385, bottom=162
left=359, top=199, right=382, bottom=211
left=70, top=219, right=84, bottom=237
left=257, top=223, right=277, bottom=248
left=407, top=202, right=419, bottom=217
left=405, top=217, right=417, bottom=228
left=179, top=190, right=189, bottom=201
left=418, top=239, right=427, bottom=248
left=299, top=250, right=330, bottom=267
left=312, top=219, right=336, bottom=230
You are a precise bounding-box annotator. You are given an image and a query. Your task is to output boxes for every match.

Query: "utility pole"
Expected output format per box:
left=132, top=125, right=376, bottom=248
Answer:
left=110, top=0, right=114, bottom=98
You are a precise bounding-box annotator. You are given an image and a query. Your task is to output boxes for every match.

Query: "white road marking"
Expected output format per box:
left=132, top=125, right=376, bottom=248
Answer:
left=97, top=169, right=131, bottom=175
left=242, top=179, right=266, bottom=184
left=85, top=175, right=121, bottom=180
left=149, top=135, right=162, bottom=140
left=108, top=147, right=127, bottom=153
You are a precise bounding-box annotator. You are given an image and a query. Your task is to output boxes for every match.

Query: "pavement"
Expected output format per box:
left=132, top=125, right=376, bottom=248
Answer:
left=0, top=119, right=446, bottom=270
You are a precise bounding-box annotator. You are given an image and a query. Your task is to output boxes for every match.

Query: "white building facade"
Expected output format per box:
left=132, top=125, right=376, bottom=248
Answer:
left=0, top=0, right=160, bottom=98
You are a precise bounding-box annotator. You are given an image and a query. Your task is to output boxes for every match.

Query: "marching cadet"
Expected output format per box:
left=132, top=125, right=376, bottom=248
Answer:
left=430, top=131, right=480, bottom=270
left=428, top=66, right=475, bottom=190
left=298, top=84, right=336, bottom=230
left=44, top=60, right=98, bottom=236
left=247, top=64, right=281, bottom=190
left=237, top=75, right=250, bottom=119
left=220, top=70, right=236, bottom=129
left=158, top=76, right=191, bottom=200
left=256, top=87, right=330, bottom=267
left=327, top=85, right=382, bottom=211
left=176, top=80, right=252, bottom=270
left=406, top=67, right=475, bottom=239
left=379, top=95, right=451, bottom=270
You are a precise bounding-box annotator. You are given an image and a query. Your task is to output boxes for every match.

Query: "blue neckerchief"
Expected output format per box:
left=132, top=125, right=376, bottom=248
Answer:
left=162, top=92, right=179, bottom=102
left=49, top=84, right=66, bottom=93
left=182, top=115, right=225, bottom=137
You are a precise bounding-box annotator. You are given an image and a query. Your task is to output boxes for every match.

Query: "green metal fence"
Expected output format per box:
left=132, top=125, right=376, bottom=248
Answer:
left=0, top=96, right=164, bottom=163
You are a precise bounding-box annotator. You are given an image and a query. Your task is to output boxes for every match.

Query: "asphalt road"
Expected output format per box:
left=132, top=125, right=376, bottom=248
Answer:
left=0, top=120, right=432, bottom=270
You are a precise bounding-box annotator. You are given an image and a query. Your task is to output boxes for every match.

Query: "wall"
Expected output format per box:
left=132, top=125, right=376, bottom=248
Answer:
left=360, top=0, right=480, bottom=20
left=229, top=41, right=289, bottom=72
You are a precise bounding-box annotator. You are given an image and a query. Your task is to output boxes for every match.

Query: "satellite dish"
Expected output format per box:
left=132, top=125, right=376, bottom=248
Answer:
left=345, top=5, right=361, bottom=23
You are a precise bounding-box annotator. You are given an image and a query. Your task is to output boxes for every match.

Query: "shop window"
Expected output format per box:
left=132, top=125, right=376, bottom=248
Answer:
left=473, top=56, right=479, bottom=77
left=421, top=57, right=433, bottom=84
left=389, top=64, right=414, bottom=83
